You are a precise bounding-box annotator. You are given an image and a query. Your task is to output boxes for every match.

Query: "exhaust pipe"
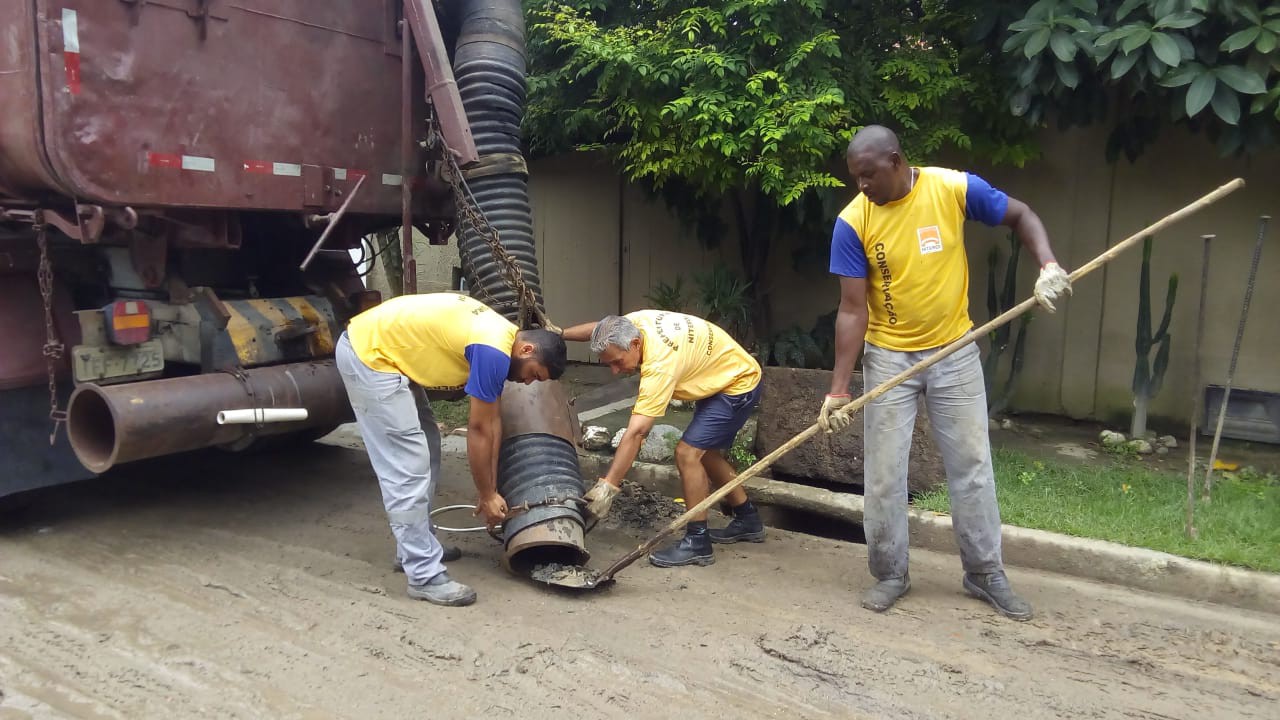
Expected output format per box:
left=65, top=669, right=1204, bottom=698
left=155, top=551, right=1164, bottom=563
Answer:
left=67, top=360, right=354, bottom=473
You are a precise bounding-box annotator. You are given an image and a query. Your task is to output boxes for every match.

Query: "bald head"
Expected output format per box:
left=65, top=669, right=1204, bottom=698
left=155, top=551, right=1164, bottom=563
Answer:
left=847, top=125, right=902, bottom=159
left=845, top=124, right=912, bottom=206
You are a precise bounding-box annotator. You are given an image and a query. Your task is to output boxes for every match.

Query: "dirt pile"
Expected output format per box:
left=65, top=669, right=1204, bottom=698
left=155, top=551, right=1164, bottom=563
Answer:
left=603, top=479, right=684, bottom=530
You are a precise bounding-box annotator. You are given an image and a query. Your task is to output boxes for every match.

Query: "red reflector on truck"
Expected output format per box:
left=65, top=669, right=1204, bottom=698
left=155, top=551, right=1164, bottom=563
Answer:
left=104, top=300, right=152, bottom=345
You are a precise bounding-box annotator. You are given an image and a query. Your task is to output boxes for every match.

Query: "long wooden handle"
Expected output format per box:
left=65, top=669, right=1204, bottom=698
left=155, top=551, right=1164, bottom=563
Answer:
left=598, top=178, right=1245, bottom=581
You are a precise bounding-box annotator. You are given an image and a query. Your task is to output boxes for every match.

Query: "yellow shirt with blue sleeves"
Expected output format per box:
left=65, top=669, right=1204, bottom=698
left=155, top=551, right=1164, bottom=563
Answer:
left=346, top=293, right=517, bottom=402
left=628, top=310, right=761, bottom=418
left=829, top=167, right=1009, bottom=352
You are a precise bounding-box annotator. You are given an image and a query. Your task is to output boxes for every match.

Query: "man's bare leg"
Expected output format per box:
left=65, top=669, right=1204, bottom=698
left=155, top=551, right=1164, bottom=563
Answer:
left=648, top=441, right=716, bottom=567
left=702, top=449, right=765, bottom=544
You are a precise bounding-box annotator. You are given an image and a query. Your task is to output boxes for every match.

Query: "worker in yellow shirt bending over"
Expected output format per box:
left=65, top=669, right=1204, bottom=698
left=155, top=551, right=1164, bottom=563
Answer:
left=338, top=293, right=567, bottom=606
left=563, top=311, right=762, bottom=567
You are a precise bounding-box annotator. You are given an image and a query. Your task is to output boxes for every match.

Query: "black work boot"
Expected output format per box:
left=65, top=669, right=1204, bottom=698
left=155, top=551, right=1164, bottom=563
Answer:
left=861, top=574, right=911, bottom=612
left=649, top=523, right=715, bottom=567
left=963, top=571, right=1033, bottom=621
left=709, top=502, right=765, bottom=544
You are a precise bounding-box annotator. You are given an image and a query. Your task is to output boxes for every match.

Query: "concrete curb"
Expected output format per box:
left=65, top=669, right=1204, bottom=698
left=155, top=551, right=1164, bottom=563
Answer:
left=575, top=452, right=1280, bottom=615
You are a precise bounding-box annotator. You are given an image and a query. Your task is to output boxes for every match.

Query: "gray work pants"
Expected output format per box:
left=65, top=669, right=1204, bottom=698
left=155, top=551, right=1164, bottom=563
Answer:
left=861, top=341, right=1003, bottom=580
left=335, top=332, right=446, bottom=585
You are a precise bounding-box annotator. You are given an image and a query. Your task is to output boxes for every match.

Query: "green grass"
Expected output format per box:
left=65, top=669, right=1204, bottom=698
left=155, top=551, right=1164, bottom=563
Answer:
left=913, top=448, right=1280, bottom=573
left=431, top=400, right=470, bottom=430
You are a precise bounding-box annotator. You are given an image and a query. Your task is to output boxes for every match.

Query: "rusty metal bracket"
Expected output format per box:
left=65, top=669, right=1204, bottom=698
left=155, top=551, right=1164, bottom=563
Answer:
left=119, top=0, right=227, bottom=39
left=402, top=0, right=478, bottom=166
left=37, top=205, right=105, bottom=244
left=299, top=174, right=366, bottom=271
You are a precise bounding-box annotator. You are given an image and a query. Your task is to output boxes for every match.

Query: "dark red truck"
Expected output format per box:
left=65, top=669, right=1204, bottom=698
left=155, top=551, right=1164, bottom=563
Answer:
left=0, top=1, right=482, bottom=497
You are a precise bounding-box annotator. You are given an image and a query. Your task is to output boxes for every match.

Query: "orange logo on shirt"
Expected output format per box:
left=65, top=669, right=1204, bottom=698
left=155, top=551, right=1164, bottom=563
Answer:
left=917, top=226, right=943, bottom=255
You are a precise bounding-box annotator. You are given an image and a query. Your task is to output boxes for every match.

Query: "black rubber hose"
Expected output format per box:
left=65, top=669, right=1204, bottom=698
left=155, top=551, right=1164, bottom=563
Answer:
left=497, top=433, right=585, bottom=544
left=453, top=0, right=543, bottom=321
left=451, top=0, right=585, bottom=556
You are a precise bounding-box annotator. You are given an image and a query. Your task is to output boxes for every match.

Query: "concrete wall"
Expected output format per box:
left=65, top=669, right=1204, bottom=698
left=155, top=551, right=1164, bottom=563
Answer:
left=409, top=128, right=1278, bottom=427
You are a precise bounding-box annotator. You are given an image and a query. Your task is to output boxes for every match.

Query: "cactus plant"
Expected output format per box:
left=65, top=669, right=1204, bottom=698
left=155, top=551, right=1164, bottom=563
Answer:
left=983, top=233, right=1032, bottom=417
left=1131, top=236, right=1179, bottom=439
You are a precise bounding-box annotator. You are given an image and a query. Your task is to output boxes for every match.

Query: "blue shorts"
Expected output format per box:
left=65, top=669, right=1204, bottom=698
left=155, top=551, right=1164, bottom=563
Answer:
left=681, top=385, right=761, bottom=451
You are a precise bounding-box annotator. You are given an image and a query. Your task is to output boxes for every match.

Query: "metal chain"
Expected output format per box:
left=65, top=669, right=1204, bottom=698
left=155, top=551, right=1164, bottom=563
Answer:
left=35, top=222, right=68, bottom=445
left=426, top=113, right=558, bottom=332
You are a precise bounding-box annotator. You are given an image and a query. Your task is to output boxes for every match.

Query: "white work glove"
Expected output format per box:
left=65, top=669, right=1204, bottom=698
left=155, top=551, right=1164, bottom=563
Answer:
left=1034, top=262, right=1072, bottom=313
left=817, top=394, right=854, bottom=434
left=582, top=478, right=621, bottom=520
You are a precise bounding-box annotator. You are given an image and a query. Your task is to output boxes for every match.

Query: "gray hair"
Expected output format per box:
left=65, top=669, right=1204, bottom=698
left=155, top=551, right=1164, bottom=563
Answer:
left=590, top=315, right=641, bottom=354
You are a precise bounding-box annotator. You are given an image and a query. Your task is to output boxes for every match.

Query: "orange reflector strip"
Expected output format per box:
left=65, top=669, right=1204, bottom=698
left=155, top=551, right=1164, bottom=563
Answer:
left=112, top=314, right=150, bottom=330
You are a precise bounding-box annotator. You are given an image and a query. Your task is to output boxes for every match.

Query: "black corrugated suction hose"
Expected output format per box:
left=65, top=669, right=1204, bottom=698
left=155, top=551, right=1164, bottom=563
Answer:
left=453, top=0, right=543, bottom=320
left=452, top=0, right=585, bottom=566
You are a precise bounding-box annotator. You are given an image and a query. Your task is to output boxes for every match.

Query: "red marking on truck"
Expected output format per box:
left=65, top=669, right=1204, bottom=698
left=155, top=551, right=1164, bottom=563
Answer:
left=243, top=161, right=303, bottom=177
left=62, top=9, right=81, bottom=95
left=147, top=152, right=183, bottom=169
left=146, top=153, right=215, bottom=172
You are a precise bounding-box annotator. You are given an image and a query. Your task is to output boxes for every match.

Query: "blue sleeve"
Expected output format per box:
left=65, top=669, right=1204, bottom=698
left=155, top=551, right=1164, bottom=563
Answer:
left=829, top=217, right=868, bottom=278
left=964, top=173, right=1009, bottom=227
left=463, top=344, right=511, bottom=403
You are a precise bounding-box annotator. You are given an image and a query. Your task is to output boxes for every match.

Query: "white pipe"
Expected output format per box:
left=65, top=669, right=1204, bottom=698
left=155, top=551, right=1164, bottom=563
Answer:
left=216, top=408, right=309, bottom=425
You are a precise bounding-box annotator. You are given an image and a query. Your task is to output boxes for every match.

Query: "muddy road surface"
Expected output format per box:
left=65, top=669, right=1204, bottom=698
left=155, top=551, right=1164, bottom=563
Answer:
left=1, top=435, right=1277, bottom=719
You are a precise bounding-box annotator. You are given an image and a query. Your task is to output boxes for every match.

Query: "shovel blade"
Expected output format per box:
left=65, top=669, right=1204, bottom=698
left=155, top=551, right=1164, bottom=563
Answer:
left=531, top=563, right=612, bottom=590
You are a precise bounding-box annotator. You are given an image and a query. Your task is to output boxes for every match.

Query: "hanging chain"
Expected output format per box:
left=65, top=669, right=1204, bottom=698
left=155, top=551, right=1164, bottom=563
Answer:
left=426, top=113, right=558, bottom=332
left=36, top=221, right=69, bottom=445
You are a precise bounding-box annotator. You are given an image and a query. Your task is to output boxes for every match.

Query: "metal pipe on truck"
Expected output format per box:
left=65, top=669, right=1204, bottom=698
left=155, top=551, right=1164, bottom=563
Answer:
left=66, top=360, right=353, bottom=473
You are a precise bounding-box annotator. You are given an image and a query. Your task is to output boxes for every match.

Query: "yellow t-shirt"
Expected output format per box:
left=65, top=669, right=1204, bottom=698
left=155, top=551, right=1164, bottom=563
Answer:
left=628, top=310, right=761, bottom=418
left=346, top=293, right=517, bottom=398
left=829, top=167, right=1010, bottom=351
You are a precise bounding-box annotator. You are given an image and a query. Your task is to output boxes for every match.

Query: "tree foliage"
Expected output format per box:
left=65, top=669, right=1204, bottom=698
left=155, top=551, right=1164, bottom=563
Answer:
left=989, top=0, right=1280, bottom=158
left=524, top=0, right=1035, bottom=335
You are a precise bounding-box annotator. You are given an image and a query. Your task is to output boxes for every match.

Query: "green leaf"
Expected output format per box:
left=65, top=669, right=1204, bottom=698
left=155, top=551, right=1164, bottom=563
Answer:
left=1149, top=32, right=1182, bottom=66
left=1056, top=60, right=1081, bottom=88
left=1251, top=86, right=1280, bottom=114
left=1154, top=12, right=1203, bottom=30
left=1258, top=29, right=1279, bottom=54
left=1003, top=31, right=1032, bottom=53
left=1211, top=83, right=1242, bottom=124
left=1070, top=0, right=1099, bottom=14
left=1158, top=63, right=1201, bottom=87
left=1008, top=19, right=1046, bottom=32
left=1060, top=17, right=1095, bottom=33
left=1220, top=26, right=1262, bottom=53
left=1025, top=28, right=1052, bottom=58
left=1050, top=31, right=1078, bottom=62
left=1122, top=27, right=1153, bottom=55
left=1111, top=51, right=1142, bottom=79
left=1215, top=65, right=1266, bottom=94
left=1186, top=72, right=1216, bottom=115
left=1116, top=0, right=1145, bottom=22
left=1098, top=25, right=1146, bottom=46
left=1018, top=57, right=1042, bottom=86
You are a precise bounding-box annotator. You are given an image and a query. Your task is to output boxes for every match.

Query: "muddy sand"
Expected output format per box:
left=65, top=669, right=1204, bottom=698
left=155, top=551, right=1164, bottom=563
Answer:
left=1, top=439, right=1277, bottom=719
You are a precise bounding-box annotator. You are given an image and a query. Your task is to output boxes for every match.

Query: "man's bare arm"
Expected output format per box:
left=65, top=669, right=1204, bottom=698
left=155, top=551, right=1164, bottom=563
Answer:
left=829, top=276, right=870, bottom=396
left=561, top=322, right=599, bottom=343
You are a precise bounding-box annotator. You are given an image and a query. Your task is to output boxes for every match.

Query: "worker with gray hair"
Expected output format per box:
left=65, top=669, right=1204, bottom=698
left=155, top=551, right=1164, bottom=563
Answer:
left=821, top=124, right=1071, bottom=620
left=562, top=311, right=763, bottom=567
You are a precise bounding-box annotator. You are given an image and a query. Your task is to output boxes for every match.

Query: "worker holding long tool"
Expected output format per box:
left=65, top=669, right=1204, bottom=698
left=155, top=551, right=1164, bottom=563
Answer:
left=563, top=311, right=763, bottom=567
left=337, top=292, right=567, bottom=606
left=820, top=125, right=1072, bottom=620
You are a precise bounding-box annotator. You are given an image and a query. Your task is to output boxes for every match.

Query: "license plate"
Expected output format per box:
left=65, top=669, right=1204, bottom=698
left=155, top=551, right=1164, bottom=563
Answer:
left=72, top=339, right=165, bottom=384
